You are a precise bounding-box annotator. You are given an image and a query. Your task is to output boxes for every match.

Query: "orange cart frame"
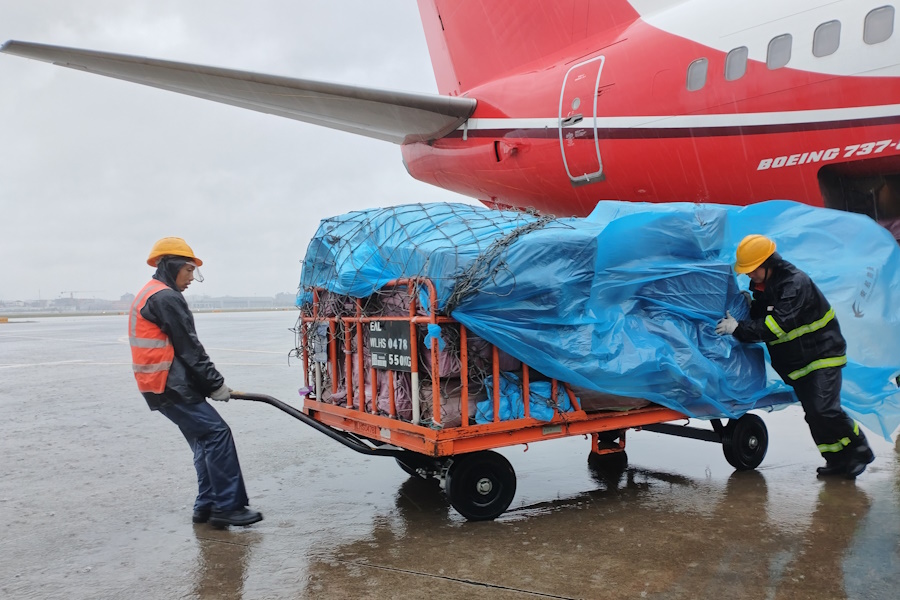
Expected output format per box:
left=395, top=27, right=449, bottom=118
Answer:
left=235, top=277, right=769, bottom=520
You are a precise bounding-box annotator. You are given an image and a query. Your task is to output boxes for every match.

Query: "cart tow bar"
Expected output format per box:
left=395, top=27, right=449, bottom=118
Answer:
left=231, top=392, right=406, bottom=458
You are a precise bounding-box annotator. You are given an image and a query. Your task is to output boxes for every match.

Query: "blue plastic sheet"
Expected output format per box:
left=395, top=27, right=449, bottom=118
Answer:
left=476, top=373, right=575, bottom=424
left=299, top=201, right=900, bottom=439
left=423, top=324, right=445, bottom=351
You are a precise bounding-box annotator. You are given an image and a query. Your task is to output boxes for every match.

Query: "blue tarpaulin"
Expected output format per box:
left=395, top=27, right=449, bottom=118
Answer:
left=299, top=201, right=900, bottom=439
left=476, top=373, right=575, bottom=424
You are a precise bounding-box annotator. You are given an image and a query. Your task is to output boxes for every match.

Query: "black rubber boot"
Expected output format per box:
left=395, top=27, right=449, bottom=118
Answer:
left=192, top=507, right=212, bottom=524
left=816, top=462, right=845, bottom=476
left=209, top=507, right=264, bottom=528
left=845, top=446, right=875, bottom=479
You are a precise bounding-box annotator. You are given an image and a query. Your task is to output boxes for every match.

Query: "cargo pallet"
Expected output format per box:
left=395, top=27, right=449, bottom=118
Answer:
left=235, top=278, right=768, bottom=521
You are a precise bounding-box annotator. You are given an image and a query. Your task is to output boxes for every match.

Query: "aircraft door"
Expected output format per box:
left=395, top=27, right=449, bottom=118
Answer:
left=559, top=55, right=605, bottom=185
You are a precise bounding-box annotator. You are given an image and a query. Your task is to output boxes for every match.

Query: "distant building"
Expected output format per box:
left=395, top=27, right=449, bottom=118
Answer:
left=275, top=292, right=298, bottom=306
left=0, top=292, right=296, bottom=315
left=185, top=293, right=297, bottom=312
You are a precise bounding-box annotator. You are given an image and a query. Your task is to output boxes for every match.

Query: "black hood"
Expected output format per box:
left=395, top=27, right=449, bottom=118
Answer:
left=153, top=255, right=190, bottom=290
left=761, top=252, right=783, bottom=271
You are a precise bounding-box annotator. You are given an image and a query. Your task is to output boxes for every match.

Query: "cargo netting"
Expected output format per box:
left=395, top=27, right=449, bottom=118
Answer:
left=296, top=201, right=900, bottom=438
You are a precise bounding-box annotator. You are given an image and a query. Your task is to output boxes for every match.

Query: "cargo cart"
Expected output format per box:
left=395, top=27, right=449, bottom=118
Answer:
left=235, top=277, right=769, bottom=521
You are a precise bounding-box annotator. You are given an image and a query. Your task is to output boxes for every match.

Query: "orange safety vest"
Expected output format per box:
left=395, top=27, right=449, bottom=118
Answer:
left=129, top=279, right=175, bottom=393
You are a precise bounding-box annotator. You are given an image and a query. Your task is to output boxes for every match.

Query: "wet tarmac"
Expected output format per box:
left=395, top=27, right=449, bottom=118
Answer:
left=1, top=312, right=898, bottom=599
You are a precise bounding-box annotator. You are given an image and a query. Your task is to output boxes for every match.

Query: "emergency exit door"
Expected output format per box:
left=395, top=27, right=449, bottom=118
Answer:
left=559, top=55, right=605, bottom=185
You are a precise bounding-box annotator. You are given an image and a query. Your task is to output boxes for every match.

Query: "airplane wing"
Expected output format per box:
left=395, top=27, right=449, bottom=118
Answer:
left=0, top=40, right=476, bottom=144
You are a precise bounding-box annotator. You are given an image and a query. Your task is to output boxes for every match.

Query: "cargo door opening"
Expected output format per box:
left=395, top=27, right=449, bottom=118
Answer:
left=818, top=161, right=900, bottom=242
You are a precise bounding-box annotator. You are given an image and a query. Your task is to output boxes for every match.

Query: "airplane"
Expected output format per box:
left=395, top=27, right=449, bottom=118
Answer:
left=3, top=0, right=900, bottom=232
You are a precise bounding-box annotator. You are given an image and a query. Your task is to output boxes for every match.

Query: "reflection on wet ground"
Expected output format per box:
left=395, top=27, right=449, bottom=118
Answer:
left=192, top=527, right=261, bottom=600
left=1, top=314, right=898, bottom=599
left=304, top=461, right=894, bottom=599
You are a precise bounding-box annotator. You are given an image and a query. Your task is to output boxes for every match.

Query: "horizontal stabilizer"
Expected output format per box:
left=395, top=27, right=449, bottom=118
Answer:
left=1, top=40, right=476, bottom=144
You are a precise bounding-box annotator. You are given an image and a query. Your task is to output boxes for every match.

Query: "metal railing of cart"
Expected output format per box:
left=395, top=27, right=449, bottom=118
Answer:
left=234, top=277, right=769, bottom=520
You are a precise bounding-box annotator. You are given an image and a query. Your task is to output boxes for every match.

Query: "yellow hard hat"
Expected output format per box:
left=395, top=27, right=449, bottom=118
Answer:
left=147, top=237, right=203, bottom=267
left=734, top=235, right=775, bottom=274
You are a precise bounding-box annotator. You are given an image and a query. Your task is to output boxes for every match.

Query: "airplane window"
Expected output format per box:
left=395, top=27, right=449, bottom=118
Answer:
left=686, top=58, right=708, bottom=91
left=813, top=20, right=841, bottom=57
left=725, top=47, right=748, bottom=80
left=864, top=6, right=895, bottom=44
left=767, top=34, right=792, bottom=69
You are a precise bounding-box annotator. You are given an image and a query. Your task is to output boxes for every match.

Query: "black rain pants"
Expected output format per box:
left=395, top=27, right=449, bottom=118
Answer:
left=158, top=401, right=250, bottom=512
left=790, top=366, right=871, bottom=465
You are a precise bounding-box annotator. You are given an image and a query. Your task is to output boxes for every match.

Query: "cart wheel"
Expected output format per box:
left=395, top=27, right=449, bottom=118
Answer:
left=722, top=413, right=768, bottom=471
left=588, top=449, right=628, bottom=473
left=446, top=451, right=516, bottom=521
left=395, top=453, right=438, bottom=481
left=587, top=451, right=628, bottom=488
left=596, top=430, right=623, bottom=444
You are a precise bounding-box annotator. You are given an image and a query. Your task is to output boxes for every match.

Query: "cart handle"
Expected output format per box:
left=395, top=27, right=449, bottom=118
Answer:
left=230, top=391, right=406, bottom=458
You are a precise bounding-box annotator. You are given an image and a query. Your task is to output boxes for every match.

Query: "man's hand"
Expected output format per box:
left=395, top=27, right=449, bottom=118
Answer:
left=210, top=384, right=232, bottom=402
left=741, top=290, right=752, bottom=306
left=715, top=311, right=738, bottom=335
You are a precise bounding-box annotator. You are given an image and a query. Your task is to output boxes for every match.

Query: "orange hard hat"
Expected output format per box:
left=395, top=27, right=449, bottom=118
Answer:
left=734, top=234, right=775, bottom=274
left=147, top=237, right=203, bottom=267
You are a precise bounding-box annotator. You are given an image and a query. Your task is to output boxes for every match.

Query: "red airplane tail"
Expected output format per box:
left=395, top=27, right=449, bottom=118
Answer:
left=416, top=0, right=640, bottom=95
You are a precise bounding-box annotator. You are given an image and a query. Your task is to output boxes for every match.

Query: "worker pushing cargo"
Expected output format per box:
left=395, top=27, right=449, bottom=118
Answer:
left=128, top=237, right=263, bottom=527
left=715, top=234, right=875, bottom=479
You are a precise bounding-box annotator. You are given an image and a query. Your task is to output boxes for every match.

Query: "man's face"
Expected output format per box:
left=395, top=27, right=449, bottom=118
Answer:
left=748, top=265, right=768, bottom=285
left=175, top=263, right=196, bottom=292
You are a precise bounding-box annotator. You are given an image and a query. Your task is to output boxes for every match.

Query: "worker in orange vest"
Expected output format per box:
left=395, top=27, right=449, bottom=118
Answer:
left=129, top=237, right=262, bottom=527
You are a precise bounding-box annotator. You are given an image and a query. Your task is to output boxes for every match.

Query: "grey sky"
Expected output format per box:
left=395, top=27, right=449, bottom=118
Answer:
left=0, top=1, right=470, bottom=301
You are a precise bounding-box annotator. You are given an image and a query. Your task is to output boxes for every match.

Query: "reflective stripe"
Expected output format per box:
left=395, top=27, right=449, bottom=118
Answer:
left=128, top=279, right=175, bottom=393
left=132, top=361, right=173, bottom=373
left=765, top=315, right=786, bottom=338
left=129, top=337, right=170, bottom=349
left=769, top=307, right=836, bottom=346
left=788, top=355, right=847, bottom=380
left=818, top=437, right=851, bottom=453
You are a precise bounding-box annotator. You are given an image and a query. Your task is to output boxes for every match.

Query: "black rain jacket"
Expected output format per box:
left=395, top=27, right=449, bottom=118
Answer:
left=733, top=254, right=846, bottom=383
left=139, top=256, right=224, bottom=410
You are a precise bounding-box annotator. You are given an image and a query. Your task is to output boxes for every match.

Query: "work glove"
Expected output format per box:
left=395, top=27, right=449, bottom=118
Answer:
left=715, top=311, right=738, bottom=336
left=741, top=290, right=752, bottom=306
left=209, top=384, right=232, bottom=402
